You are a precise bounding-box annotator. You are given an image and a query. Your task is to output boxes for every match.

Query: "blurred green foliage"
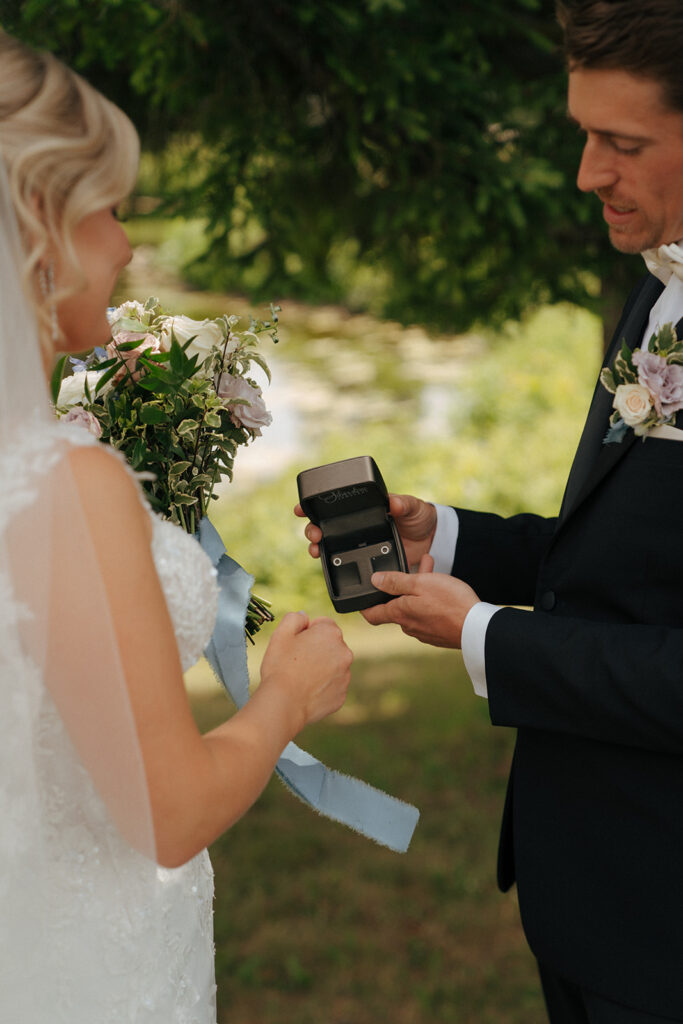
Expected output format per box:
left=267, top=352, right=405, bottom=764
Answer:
left=2, top=0, right=641, bottom=333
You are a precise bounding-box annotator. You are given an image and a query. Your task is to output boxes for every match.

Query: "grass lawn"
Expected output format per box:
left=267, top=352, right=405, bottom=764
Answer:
left=188, top=627, right=547, bottom=1024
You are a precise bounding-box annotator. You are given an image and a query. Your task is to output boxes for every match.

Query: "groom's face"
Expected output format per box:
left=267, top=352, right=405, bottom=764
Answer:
left=568, top=67, right=683, bottom=253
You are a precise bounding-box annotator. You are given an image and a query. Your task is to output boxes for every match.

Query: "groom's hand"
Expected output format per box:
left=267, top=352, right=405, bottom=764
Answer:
left=362, top=555, right=479, bottom=649
left=294, top=492, right=437, bottom=569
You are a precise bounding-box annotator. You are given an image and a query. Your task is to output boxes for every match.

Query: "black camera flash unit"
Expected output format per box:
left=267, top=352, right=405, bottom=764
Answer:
left=296, top=455, right=408, bottom=613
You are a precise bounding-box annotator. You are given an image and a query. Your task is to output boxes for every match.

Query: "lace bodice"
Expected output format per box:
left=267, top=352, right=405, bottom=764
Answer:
left=151, top=515, right=219, bottom=672
left=0, top=462, right=220, bottom=1023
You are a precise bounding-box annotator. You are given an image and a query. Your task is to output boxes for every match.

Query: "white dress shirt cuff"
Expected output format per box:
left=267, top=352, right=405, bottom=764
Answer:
left=461, top=601, right=500, bottom=699
left=429, top=504, right=459, bottom=573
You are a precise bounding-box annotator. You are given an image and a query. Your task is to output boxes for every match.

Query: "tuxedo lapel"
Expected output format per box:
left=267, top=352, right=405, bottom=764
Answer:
left=558, top=275, right=665, bottom=524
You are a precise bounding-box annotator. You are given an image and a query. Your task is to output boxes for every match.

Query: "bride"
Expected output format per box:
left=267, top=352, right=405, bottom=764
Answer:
left=0, top=30, right=353, bottom=1022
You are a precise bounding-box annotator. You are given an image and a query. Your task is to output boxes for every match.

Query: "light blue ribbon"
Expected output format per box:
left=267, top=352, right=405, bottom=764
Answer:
left=198, top=518, right=419, bottom=853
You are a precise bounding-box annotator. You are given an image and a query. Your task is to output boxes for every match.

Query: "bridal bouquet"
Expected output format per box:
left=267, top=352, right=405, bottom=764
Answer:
left=600, top=322, right=683, bottom=442
left=52, top=296, right=279, bottom=639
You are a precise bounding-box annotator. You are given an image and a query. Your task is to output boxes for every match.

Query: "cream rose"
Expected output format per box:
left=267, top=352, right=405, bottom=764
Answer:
left=158, top=315, right=231, bottom=364
left=613, top=383, right=652, bottom=426
left=57, top=370, right=107, bottom=409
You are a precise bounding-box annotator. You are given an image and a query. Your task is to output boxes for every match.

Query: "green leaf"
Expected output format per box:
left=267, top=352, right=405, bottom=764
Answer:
left=620, top=340, right=634, bottom=365
left=96, top=363, right=120, bottom=391
left=176, top=418, right=198, bottom=437
left=613, top=342, right=637, bottom=384
left=656, top=322, right=676, bottom=354
left=114, top=337, right=146, bottom=352
left=599, top=367, right=616, bottom=394
left=244, top=351, right=272, bottom=382
left=136, top=376, right=178, bottom=395
left=172, top=493, right=199, bottom=506
left=131, top=437, right=149, bottom=469
left=139, top=404, right=169, bottom=425
left=50, top=354, right=68, bottom=405
left=169, top=337, right=187, bottom=373
left=168, top=460, right=192, bottom=476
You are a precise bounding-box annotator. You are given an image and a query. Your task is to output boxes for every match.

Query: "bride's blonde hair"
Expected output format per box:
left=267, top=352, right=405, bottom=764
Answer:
left=0, top=31, right=139, bottom=350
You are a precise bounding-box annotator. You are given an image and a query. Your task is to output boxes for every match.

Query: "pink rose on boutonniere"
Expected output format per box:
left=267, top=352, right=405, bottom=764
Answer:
left=632, top=349, right=683, bottom=419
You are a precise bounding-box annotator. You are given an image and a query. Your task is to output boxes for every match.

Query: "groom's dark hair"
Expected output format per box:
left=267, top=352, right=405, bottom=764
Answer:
left=556, top=0, right=683, bottom=113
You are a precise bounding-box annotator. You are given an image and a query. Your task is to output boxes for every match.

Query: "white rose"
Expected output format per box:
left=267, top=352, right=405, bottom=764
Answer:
left=107, top=300, right=147, bottom=331
left=613, top=383, right=652, bottom=426
left=57, top=370, right=107, bottom=409
left=159, top=315, right=231, bottom=363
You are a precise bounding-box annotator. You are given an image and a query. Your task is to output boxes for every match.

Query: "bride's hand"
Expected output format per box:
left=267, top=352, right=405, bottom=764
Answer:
left=294, top=492, right=437, bottom=569
left=259, top=612, right=353, bottom=733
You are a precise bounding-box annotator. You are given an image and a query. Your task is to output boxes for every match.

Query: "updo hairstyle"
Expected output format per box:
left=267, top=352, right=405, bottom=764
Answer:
left=0, top=30, right=139, bottom=349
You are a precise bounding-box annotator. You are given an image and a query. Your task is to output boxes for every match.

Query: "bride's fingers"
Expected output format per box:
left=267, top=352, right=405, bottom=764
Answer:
left=276, top=611, right=310, bottom=634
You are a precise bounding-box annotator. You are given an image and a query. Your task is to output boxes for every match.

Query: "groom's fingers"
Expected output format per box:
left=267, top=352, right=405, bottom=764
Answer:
left=370, top=570, right=417, bottom=596
left=294, top=502, right=322, bottom=541
left=361, top=572, right=416, bottom=626
left=293, top=503, right=323, bottom=558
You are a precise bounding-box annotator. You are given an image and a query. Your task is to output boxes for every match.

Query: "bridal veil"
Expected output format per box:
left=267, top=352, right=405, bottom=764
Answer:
left=0, top=76, right=170, bottom=1020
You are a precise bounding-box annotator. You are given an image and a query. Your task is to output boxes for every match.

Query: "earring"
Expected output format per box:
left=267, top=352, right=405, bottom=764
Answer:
left=38, top=261, right=59, bottom=344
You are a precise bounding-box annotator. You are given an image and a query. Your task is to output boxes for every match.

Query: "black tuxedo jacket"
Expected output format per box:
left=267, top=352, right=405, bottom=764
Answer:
left=452, top=274, right=683, bottom=1017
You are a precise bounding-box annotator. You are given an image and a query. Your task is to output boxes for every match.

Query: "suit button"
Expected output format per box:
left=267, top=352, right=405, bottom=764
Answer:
left=540, top=590, right=556, bottom=611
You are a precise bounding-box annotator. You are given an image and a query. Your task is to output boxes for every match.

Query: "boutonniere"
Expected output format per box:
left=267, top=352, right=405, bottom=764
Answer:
left=599, top=322, right=683, bottom=443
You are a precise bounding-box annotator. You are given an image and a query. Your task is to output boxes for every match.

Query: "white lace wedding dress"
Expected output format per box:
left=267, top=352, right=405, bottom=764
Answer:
left=0, top=455, right=221, bottom=1023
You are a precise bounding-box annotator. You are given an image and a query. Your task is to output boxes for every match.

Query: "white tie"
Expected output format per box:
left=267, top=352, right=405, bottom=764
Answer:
left=641, top=242, right=683, bottom=284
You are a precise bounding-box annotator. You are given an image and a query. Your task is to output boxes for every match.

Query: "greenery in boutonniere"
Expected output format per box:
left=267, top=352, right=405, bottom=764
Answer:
left=52, top=296, right=279, bottom=639
left=600, top=322, right=683, bottom=443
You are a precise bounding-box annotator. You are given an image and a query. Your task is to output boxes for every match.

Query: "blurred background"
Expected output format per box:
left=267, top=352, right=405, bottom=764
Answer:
left=2, top=1, right=648, bottom=1020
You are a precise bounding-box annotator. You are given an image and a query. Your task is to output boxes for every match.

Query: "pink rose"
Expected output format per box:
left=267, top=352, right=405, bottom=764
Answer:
left=633, top=349, right=683, bottom=418
left=106, top=331, right=162, bottom=382
left=215, top=374, right=272, bottom=434
left=61, top=406, right=103, bottom=439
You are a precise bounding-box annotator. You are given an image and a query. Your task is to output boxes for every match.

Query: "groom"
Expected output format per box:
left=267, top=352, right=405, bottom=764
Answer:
left=299, top=1, right=683, bottom=1020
